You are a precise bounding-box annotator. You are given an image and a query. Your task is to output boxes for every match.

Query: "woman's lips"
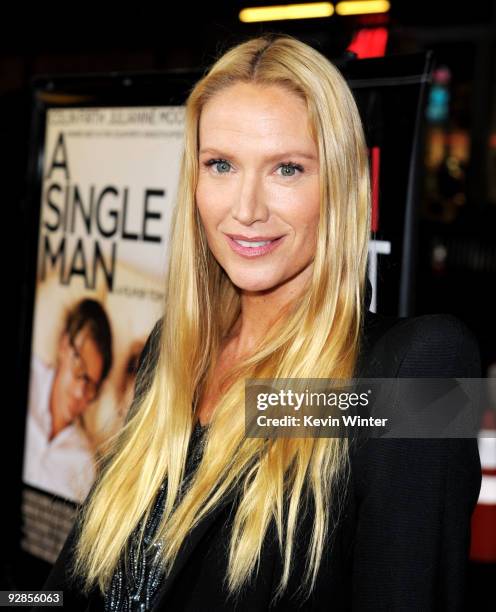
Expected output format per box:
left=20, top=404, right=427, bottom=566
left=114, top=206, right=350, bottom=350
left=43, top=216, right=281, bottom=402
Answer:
left=225, top=235, right=285, bottom=258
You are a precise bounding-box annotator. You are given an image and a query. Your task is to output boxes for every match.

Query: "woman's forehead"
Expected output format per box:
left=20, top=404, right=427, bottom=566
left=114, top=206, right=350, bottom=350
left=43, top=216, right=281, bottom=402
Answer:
left=199, top=83, right=315, bottom=153
left=201, top=81, right=306, bottom=118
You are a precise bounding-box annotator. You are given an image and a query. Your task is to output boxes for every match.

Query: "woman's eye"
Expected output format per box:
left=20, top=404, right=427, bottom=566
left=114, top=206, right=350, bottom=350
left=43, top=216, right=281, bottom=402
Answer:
left=278, top=162, right=304, bottom=177
left=205, top=159, right=232, bottom=174
left=203, top=159, right=304, bottom=177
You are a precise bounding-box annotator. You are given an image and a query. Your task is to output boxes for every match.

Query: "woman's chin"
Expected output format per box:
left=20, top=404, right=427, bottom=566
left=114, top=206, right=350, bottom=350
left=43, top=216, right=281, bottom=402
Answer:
left=229, top=274, right=283, bottom=294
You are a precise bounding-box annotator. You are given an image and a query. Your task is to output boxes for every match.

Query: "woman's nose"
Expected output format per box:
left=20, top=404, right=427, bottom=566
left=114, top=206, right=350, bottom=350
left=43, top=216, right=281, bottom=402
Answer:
left=230, top=171, right=269, bottom=225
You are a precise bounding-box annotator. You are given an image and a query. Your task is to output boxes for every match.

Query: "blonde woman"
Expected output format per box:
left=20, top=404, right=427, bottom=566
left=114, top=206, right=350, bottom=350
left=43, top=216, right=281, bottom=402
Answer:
left=35, top=34, right=481, bottom=611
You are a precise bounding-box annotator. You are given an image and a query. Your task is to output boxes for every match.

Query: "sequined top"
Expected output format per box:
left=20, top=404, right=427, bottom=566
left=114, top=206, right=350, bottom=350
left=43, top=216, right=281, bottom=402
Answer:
left=103, top=420, right=208, bottom=612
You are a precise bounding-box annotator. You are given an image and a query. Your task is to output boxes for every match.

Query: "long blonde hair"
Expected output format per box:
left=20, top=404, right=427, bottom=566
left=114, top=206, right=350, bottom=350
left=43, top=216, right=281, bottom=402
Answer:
left=71, top=33, right=371, bottom=606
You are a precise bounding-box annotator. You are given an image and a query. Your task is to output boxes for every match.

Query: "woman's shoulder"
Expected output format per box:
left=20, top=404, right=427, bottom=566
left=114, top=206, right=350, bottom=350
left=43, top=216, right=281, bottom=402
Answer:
left=360, top=310, right=482, bottom=378
left=140, top=312, right=482, bottom=378
left=351, top=310, right=482, bottom=511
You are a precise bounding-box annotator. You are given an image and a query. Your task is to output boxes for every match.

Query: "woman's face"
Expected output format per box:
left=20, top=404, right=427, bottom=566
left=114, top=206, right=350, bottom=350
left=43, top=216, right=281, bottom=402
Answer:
left=196, top=82, right=320, bottom=295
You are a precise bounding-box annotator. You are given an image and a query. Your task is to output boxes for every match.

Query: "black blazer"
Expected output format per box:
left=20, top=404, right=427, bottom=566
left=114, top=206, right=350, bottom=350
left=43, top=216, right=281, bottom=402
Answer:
left=33, top=295, right=482, bottom=611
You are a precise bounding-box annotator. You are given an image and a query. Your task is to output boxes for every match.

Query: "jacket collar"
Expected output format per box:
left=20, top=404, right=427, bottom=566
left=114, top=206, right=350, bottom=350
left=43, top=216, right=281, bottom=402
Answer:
left=151, top=487, right=239, bottom=608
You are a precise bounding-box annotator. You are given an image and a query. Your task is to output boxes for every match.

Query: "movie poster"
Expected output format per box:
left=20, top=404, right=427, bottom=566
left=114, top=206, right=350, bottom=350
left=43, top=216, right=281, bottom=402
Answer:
left=21, top=106, right=184, bottom=562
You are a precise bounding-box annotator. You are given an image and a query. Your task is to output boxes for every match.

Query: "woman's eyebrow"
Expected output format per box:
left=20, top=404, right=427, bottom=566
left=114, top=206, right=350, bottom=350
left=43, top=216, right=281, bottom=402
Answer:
left=199, top=147, right=317, bottom=161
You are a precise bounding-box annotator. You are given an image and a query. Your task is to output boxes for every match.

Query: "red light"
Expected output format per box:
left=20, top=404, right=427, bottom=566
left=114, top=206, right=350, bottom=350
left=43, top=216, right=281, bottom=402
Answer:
left=347, top=27, right=389, bottom=59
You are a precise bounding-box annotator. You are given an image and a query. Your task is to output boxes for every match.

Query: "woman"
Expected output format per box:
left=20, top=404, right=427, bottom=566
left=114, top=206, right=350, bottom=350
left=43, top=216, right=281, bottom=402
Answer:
left=35, top=34, right=481, bottom=611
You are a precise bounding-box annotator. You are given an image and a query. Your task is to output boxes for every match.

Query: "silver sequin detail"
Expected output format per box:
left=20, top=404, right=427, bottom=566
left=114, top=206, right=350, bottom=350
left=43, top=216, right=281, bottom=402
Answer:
left=104, top=421, right=207, bottom=612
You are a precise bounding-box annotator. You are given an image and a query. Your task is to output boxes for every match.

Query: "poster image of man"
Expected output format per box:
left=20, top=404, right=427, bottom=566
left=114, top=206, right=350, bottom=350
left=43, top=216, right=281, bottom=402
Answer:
left=23, top=298, right=113, bottom=503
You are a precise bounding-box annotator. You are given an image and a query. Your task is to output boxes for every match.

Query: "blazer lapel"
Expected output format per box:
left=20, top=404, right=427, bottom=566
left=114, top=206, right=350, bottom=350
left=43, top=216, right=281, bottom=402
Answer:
left=151, top=484, right=239, bottom=609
